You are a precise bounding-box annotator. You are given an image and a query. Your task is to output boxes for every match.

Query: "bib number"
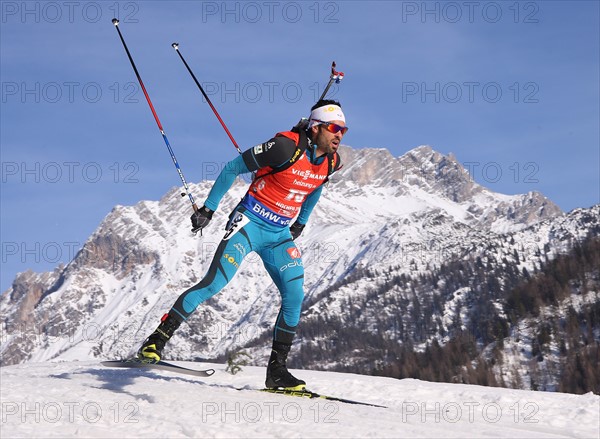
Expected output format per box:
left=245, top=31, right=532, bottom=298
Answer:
left=284, top=189, right=308, bottom=203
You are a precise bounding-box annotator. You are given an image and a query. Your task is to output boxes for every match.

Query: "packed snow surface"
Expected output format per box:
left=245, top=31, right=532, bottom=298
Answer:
left=1, top=361, right=598, bottom=438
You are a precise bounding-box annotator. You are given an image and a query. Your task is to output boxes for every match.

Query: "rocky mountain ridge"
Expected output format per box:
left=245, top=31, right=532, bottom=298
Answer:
left=3, top=144, right=596, bottom=393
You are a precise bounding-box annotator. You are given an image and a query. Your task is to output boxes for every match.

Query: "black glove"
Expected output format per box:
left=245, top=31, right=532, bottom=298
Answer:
left=289, top=222, right=305, bottom=240
left=191, top=206, right=214, bottom=233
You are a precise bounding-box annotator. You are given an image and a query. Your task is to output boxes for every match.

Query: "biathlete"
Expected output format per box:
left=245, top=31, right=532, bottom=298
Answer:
left=138, top=99, right=348, bottom=389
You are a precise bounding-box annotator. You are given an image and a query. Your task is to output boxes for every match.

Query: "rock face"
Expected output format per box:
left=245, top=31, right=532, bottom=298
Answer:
left=1, top=144, right=580, bottom=376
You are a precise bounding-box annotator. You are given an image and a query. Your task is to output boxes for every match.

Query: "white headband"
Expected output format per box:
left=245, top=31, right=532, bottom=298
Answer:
left=308, top=104, right=345, bottom=129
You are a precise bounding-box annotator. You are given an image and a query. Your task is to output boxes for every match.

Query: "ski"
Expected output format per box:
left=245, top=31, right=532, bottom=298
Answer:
left=259, top=388, right=387, bottom=409
left=101, top=360, right=383, bottom=406
left=101, top=358, right=216, bottom=378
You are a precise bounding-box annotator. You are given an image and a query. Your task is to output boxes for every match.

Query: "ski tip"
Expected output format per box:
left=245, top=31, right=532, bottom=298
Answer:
left=101, top=359, right=216, bottom=378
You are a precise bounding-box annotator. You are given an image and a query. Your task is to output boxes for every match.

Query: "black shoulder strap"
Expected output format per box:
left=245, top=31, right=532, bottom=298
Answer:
left=260, top=129, right=309, bottom=178
left=320, top=151, right=342, bottom=186
left=327, top=152, right=336, bottom=176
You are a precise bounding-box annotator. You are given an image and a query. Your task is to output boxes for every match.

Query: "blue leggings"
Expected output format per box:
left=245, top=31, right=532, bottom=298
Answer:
left=170, top=209, right=304, bottom=344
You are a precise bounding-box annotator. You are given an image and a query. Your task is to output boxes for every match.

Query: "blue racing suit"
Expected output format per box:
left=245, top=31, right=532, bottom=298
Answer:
left=169, top=132, right=340, bottom=345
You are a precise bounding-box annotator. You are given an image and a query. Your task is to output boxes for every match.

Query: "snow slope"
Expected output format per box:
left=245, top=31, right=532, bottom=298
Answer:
left=1, top=361, right=598, bottom=438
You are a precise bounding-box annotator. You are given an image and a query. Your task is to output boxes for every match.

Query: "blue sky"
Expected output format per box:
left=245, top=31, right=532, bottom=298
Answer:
left=1, top=1, right=599, bottom=292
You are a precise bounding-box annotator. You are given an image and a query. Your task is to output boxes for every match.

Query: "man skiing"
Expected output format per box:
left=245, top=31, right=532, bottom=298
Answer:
left=137, top=99, right=347, bottom=390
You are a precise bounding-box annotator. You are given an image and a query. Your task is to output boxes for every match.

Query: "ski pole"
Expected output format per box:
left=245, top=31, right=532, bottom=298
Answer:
left=111, top=19, right=199, bottom=213
left=318, top=61, right=344, bottom=102
left=171, top=43, right=242, bottom=155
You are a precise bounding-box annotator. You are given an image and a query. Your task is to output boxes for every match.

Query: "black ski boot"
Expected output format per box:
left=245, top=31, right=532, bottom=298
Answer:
left=137, top=313, right=181, bottom=363
left=265, top=342, right=306, bottom=390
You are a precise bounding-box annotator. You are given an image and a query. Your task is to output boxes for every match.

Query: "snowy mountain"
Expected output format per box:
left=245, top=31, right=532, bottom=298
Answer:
left=1, top=361, right=598, bottom=438
left=2, top=145, right=598, bottom=393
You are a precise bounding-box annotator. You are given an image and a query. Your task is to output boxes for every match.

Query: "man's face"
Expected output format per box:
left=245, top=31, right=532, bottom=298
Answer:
left=311, top=120, right=347, bottom=156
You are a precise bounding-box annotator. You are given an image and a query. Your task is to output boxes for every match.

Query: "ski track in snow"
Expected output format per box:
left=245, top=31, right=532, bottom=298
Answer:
left=1, top=361, right=598, bottom=438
